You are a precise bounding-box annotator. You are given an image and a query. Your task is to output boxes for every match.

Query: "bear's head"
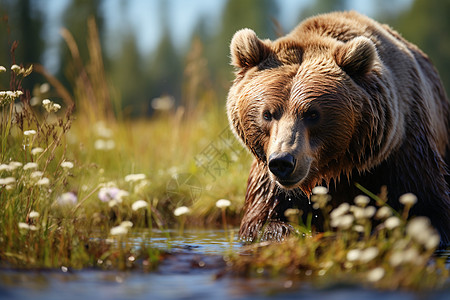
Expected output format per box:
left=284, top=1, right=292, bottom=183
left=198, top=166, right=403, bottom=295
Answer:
left=227, top=28, right=381, bottom=194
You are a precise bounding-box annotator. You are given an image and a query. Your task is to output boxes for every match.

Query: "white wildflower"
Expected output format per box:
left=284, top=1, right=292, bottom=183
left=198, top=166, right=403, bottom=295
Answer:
left=30, top=171, right=43, bottom=179
left=11, top=64, right=21, bottom=72
left=94, top=122, right=113, bottom=138
left=425, top=233, right=440, bottom=250
left=0, top=177, right=15, bottom=185
left=23, top=162, right=38, bottom=170
left=312, top=186, right=328, bottom=195
left=94, top=139, right=115, bottom=150
left=29, top=225, right=39, bottom=231
left=31, top=147, right=44, bottom=156
left=0, top=164, right=11, bottom=172
left=0, top=90, right=23, bottom=100
left=29, top=211, right=40, bottom=218
left=24, top=130, right=36, bottom=136
left=354, top=195, right=370, bottom=207
left=30, top=97, right=40, bottom=106
left=364, top=206, right=376, bottom=219
left=120, top=221, right=133, bottom=228
left=14, top=90, right=23, bottom=97
left=346, top=249, right=362, bottom=262
left=384, top=216, right=402, bottom=230
left=18, top=222, right=30, bottom=230
left=406, top=217, right=439, bottom=247
left=339, top=214, right=355, bottom=229
left=360, top=247, right=379, bottom=263
left=375, top=206, right=392, bottom=219
left=36, top=177, right=50, bottom=186
left=216, top=199, right=231, bottom=208
left=151, top=95, right=174, bottom=111
left=405, top=217, right=429, bottom=244
left=350, top=206, right=365, bottom=220
left=174, top=206, right=190, bottom=217
left=330, top=203, right=350, bottom=220
left=350, top=205, right=375, bottom=219
left=311, top=186, right=331, bottom=209
left=399, top=193, right=417, bottom=206
left=110, top=225, right=128, bottom=236
left=42, top=99, right=61, bottom=113
left=109, top=200, right=119, bottom=207
left=367, top=267, right=385, bottom=282
left=124, top=173, right=146, bottom=182
left=110, top=221, right=133, bottom=236
left=353, top=225, right=365, bottom=233
left=61, top=161, right=74, bottom=169
left=406, top=217, right=431, bottom=237
left=0, top=66, right=6, bottom=72
left=331, top=214, right=354, bottom=230
left=39, top=83, right=50, bottom=94
left=57, top=192, right=78, bottom=205
left=389, top=251, right=404, bottom=267
left=403, top=247, right=421, bottom=264
left=134, top=179, right=150, bottom=194
left=131, top=200, right=148, bottom=211
left=98, top=187, right=128, bottom=203
left=115, top=189, right=129, bottom=202
left=9, top=161, right=22, bottom=170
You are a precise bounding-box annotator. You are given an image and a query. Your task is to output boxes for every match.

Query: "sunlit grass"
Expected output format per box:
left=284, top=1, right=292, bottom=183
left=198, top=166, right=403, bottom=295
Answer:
left=0, top=58, right=249, bottom=271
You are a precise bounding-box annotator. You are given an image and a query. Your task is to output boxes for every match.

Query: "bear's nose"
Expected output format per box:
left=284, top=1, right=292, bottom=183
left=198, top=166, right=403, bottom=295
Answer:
left=268, top=152, right=296, bottom=179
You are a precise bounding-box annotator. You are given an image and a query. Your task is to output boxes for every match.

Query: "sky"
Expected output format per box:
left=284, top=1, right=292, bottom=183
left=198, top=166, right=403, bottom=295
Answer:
left=39, top=0, right=413, bottom=74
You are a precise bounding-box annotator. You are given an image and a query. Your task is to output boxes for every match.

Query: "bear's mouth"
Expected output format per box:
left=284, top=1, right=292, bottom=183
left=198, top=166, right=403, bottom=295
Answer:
left=275, top=177, right=304, bottom=189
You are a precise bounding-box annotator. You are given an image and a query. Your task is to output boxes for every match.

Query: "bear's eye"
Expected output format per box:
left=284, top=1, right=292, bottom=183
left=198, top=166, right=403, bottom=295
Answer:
left=303, top=109, right=320, bottom=123
left=263, top=110, right=273, bottom=121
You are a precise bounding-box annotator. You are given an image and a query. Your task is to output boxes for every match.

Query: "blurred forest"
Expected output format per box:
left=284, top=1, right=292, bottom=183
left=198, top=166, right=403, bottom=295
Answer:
left=1, top=0, right=450, bottom=117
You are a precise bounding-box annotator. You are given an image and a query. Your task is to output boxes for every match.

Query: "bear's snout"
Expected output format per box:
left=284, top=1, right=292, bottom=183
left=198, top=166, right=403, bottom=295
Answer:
left=268, top=151, right=312, bottom=188
left=268, top=152, right=296, bottom=179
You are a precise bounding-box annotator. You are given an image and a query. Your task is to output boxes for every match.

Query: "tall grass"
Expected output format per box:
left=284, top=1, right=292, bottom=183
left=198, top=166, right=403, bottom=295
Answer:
left=0, top=21, right=250, bottom=270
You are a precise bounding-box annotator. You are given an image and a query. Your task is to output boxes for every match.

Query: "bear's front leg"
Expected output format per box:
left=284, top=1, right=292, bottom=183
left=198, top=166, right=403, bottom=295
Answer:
left=239, top=159, right=294, bottom=242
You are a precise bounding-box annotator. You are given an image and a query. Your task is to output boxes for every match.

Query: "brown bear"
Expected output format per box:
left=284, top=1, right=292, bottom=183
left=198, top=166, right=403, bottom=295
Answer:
left=227, top=11, right=450, bottom=244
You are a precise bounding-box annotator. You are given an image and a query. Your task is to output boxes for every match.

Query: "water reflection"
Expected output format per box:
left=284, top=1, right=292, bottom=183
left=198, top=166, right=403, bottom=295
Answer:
left=128, top=228, right=241, bottom=255
left=0, top=229, right=449, bottom=300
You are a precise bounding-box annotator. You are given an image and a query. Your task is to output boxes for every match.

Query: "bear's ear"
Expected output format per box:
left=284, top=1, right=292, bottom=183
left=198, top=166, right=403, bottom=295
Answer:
left=334, top=37, right=377, bottom=76
left=230, top=28, right=271, bottom=69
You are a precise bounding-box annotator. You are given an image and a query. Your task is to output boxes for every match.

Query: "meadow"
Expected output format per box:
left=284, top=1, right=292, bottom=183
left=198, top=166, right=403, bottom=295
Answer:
left=0, top=31, right=448, bottom=292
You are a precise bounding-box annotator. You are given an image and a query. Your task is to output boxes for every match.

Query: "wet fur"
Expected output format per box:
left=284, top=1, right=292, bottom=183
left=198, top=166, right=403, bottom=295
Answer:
left=227, top=11, right=450, bottom=244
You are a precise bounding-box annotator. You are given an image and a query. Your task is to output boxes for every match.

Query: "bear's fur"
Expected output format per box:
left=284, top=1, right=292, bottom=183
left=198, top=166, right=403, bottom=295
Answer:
left=227, top=11, right=450, bottom=244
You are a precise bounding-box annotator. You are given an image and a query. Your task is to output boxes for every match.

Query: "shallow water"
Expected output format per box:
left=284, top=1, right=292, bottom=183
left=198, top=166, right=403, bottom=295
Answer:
left=0, top=229, right=449, bottom=300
